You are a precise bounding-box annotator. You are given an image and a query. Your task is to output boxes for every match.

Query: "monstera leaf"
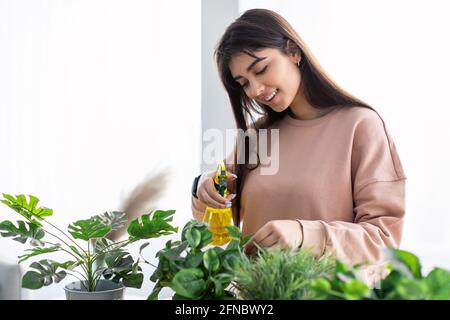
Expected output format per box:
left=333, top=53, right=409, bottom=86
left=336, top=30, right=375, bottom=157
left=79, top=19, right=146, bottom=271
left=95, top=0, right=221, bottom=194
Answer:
left=94, top=237, right=115, bottom=251
left=97, top=211, right=127, bottom=230
left=68, top=216, right=112, bottom=241
left=22, top=259, right=67, bottom=289
left=0, top=220, right=45, bottom=246
left=100, top=250, right=143, bottom=288
left=1, top=194, right=53, bottom=226
left=127, top=210, right=178, bottom=241
left=18, top=245, right=62, bottom=263
left=94, top=237, right=128, bottom=254
left=53, top=260, right=83, bottom=270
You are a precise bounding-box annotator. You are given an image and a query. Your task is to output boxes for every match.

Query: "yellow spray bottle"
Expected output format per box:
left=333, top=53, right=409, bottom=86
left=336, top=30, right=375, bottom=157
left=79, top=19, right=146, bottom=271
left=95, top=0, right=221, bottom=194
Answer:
left=203, top=161, right=233, bottom=246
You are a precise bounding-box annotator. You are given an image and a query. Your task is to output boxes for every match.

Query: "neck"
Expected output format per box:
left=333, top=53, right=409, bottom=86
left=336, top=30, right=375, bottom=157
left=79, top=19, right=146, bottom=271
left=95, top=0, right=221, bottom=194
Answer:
left=288, top=89, right=327, bottom=120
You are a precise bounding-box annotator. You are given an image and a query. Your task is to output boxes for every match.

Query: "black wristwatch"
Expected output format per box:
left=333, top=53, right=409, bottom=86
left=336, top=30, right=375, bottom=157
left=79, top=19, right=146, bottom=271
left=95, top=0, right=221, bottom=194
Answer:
left=191, top=174, right=202, bottom=199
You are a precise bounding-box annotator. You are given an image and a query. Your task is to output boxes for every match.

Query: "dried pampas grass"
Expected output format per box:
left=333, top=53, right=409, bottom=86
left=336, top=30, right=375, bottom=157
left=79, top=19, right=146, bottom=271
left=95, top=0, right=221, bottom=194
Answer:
left=108, top=169, right=169, bottom=240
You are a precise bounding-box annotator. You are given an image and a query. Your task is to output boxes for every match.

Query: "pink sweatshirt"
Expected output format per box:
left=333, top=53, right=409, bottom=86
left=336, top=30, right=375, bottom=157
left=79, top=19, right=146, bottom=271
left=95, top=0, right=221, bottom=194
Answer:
left=192, top=105, right=406, bottom=281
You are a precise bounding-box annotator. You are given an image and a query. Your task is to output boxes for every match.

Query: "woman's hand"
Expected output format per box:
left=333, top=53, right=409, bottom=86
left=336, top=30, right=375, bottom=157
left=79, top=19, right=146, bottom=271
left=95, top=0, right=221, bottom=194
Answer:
left=196, top=170, right=237, bottom=209
left=244, top=220, right=303, bottom=255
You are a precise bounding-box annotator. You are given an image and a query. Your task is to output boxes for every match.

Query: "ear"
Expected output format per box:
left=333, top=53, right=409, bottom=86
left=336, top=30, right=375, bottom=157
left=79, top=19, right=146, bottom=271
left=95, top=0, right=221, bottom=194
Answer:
left=285, top=39, right=301, bottom=64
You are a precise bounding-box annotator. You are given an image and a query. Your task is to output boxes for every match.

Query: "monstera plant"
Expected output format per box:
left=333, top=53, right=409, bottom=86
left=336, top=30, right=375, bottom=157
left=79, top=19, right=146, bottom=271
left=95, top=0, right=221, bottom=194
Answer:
left=0, top=193, right=178, bottom=299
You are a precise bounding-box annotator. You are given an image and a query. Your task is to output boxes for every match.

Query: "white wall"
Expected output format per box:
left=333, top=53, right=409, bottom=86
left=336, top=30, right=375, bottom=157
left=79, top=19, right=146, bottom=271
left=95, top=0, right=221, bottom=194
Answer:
left=239, top=0, right=450, bottom=271
left=0, top=0, right=201, bottom=299
left=201, top=0, right=239, bottom=173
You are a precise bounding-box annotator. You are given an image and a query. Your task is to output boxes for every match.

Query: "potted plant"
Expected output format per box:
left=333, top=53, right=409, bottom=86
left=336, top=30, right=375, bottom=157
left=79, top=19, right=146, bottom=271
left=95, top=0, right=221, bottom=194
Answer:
left=310, top=248, right=450, bottom=300
left=146, top=215, right=450, bottom=301
left=0, top=193, right=178, bottom=299
left=230, top=243, right=450, bottom=300
left=147, top=219, right=250, bottom=300
left=231, top=246, right=335, bottom=300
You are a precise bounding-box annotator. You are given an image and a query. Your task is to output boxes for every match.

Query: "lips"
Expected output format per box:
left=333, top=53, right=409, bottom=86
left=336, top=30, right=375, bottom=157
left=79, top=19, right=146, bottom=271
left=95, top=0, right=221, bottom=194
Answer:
left=261, top=89, right=278, bottom=103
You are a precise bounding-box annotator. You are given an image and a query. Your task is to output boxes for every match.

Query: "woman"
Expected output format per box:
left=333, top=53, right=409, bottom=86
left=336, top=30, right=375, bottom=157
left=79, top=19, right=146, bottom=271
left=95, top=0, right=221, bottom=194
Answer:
left=191, top=8, right=406, bottom=283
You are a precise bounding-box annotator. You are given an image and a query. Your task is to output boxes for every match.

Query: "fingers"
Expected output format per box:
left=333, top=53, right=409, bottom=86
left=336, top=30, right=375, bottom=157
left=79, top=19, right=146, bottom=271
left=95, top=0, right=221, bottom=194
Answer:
left=226, top=172, right=238, bottom=180
left=205, top=178, right=233, bottom=206
left=244, top=224, right=273, bottom=254
left=246, top=233, right=278, bottom=256
left=226, top=173, right=237, bottom=193
left=225, top=193, right=236, bottom=201
left=196, top=170, right=238, bottom=209
left=198, top=178, right=236, bottom=209
left=257, top=233, right=279, bottom=248
left=198, top=189, right=228, bottom=209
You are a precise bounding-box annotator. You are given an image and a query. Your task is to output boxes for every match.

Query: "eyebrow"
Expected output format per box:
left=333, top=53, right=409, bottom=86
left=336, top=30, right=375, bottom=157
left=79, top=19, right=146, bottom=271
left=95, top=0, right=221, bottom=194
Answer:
left=233, top=56, right=267, bottom=81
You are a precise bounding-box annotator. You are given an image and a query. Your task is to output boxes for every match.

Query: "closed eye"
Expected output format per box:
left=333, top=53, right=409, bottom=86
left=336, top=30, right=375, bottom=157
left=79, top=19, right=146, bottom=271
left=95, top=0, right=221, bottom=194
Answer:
left=239, top=65, right=268, bottom=89
left=256, top=65, right=267, bottom=75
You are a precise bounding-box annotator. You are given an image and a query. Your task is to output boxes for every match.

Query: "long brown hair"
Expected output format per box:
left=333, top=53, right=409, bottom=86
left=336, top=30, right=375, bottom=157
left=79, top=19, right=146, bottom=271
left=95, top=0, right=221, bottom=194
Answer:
left=214, top=9, right=375, bottom=227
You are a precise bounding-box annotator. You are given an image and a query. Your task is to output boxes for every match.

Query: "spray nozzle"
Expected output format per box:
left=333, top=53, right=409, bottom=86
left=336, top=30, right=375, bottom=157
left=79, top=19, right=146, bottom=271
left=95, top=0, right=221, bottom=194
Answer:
left=213, top=161, right=228, bottom=197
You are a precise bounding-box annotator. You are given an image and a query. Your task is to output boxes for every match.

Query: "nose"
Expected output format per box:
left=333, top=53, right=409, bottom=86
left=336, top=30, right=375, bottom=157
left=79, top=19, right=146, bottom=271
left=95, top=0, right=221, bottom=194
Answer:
left=248, top=81, right=265, bottom=100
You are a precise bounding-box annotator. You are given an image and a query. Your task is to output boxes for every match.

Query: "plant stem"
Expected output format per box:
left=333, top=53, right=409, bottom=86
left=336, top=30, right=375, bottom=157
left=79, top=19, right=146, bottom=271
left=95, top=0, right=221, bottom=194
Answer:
left=44, top=220, right=87, bottom=255
left=42, top=239, right=91, bottom=286
left=91, top=239, right=131, bottom=262
left=66, top=272, right=89, bottom=291
left=102, top=239, right=131, bottom=252
left=93, top=271, right=104, bottom=286
left=138, top=251, right=157, bottom=268
left=82, top=241, right=97, bottom=292
left=42, top=240, right=83, bottom=262
left=85, top=257, right=95, bottom=291
left=41, top=222, right=95, bottom=283
left=41, top=228, right=84, bottom=259
left=67, top=270, right=88, bottom=282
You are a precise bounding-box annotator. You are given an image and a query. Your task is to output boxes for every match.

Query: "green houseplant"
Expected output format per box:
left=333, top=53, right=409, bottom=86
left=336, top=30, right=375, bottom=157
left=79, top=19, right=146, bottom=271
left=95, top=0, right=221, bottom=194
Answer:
left=310, top=248, right=450, bottom=300
left=226, top=245, right=449, bottom=301
left=231, top=246, right=335, bottom=300
left=145, top=216, right=449, bottom=301
left=0, top=193, right=178, bottom=299
left=147, top=219, right=250, bottom=300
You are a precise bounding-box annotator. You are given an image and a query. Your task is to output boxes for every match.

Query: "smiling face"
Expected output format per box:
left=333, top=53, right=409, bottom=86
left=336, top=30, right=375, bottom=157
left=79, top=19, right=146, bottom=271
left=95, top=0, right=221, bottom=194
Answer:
left=229, top=47, right=301, bottom=112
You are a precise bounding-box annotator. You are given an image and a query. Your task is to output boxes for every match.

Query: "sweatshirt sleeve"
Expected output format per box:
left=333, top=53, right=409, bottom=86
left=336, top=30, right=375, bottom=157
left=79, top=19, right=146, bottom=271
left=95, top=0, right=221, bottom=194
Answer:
left=298, top=110, right=407, bottom=267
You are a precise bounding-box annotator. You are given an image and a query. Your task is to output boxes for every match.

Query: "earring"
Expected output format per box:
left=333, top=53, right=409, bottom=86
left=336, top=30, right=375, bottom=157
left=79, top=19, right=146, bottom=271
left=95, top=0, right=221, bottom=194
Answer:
left=297, top=60, right=301, bottom=67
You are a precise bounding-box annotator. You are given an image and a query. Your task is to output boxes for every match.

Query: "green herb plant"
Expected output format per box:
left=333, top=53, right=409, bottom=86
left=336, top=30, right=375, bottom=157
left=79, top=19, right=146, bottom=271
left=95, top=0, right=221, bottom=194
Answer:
left=310, top=248, right=450, bottom=300
left=147, top=219, right=251, bottom=300
left=232, top=245, right=335, bottom=300
left=0, top=194, right=178, bottom=292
